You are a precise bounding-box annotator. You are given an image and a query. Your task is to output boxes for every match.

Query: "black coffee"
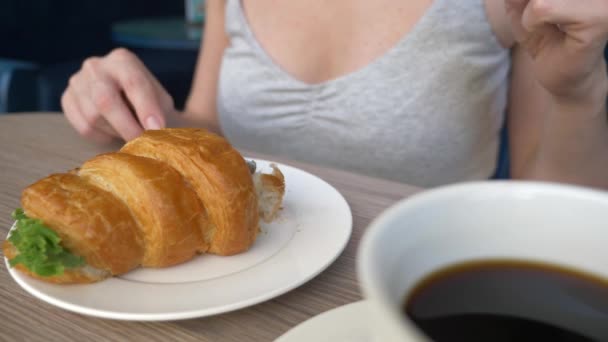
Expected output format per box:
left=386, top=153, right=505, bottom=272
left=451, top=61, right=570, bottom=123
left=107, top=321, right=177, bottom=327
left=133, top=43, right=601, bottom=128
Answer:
left=404, top=260, right=608, bottom=342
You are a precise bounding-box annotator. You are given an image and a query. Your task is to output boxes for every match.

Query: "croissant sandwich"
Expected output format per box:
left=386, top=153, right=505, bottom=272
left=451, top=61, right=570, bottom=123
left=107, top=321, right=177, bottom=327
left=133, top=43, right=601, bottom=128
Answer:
left=3, top=128, right=285, bottom=284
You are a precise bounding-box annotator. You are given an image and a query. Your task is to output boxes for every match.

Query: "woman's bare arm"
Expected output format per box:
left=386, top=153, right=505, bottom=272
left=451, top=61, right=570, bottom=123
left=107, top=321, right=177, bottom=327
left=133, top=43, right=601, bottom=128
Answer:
left=506, top=0, right=608, bottom=188
left=169, top=0, right=229, bottom=134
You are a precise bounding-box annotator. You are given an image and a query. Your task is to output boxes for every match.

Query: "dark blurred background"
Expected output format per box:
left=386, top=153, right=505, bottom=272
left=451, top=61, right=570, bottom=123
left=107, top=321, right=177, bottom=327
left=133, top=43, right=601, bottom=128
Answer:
left=0, top=0, right=200, bottom=113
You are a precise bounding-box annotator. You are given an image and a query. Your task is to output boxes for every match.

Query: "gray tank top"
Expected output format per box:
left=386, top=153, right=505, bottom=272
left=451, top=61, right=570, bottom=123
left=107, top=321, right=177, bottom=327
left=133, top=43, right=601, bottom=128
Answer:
left=218, top=0, right=511, bottom=187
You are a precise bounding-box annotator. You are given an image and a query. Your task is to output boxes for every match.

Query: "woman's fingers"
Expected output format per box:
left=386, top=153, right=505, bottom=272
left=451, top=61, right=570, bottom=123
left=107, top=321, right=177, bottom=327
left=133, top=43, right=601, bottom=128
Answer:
left=88, top=76, right=144, bottom=141
left=522, top=0, right=608, bottom=30
left=507, top=0, right=608, bottom=62
left=61, top=90, right=114, bottom=144
left=80, top=54, right=144, bottom=140
left=95, top=117, right=121, bottom=138
left=505, top=0, right=608, bottom=102
left=69, top=72, right=120, bottom=138
left=521, top=0, right=571, bottom=31
left=61, top=48, right=175, bottom=143
left=105, top=49, right=166, bottom=130
left=508, top=0, right=608, bottom=41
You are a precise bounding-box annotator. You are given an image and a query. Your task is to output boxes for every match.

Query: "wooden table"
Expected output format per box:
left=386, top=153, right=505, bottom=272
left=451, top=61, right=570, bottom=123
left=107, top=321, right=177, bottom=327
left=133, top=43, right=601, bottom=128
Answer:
left=0, top=113, right=420, bottom=341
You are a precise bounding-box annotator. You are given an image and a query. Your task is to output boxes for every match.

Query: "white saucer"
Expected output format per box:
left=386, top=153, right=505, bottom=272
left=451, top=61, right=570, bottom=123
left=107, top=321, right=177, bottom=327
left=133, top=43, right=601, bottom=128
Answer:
left=276, top=301, right=370, bottom=342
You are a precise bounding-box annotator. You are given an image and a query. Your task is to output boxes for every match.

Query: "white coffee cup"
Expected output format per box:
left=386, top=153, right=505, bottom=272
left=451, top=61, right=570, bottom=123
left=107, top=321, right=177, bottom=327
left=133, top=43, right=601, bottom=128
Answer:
left=357, top=181, right=608, bottom=341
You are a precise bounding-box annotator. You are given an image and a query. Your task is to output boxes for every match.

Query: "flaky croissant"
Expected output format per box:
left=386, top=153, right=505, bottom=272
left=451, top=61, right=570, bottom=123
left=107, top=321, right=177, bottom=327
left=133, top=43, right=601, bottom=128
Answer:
left=3, top=128, right=285, bottom=284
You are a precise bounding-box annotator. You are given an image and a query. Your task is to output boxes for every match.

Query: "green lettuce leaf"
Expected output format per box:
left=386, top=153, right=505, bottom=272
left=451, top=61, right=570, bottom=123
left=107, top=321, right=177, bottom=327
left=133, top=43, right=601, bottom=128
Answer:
left=8, top=209, right=85, bottom=277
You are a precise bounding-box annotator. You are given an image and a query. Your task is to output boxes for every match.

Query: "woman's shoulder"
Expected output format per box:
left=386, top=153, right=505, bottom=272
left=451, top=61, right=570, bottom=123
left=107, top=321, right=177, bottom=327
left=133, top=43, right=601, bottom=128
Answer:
left=484, top=0, right=516, bottom=49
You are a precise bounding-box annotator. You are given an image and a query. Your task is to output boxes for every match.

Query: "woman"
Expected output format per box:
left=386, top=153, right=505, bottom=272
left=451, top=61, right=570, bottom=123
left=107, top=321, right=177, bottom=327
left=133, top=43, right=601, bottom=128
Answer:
left=61, top=0, right=608, bottom=188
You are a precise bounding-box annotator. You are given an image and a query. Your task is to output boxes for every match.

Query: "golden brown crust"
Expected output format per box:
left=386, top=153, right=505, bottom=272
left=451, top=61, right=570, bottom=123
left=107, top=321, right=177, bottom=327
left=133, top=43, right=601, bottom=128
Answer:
left=6, top=128, right=273, bottom=284
left=79, top=153, right=209, bottom=267
left=121, top=129, right=259, bottom=255
left=19, top=173, right=143, bottom=277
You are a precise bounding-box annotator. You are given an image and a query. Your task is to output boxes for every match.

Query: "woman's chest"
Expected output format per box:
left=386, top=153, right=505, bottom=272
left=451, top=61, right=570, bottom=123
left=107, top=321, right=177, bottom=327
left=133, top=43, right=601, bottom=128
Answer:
left=218, top=0, right=511, bottom=185
left=220, top=0, right=511, bottom=129
left=241, top=0, right=434, bottom=85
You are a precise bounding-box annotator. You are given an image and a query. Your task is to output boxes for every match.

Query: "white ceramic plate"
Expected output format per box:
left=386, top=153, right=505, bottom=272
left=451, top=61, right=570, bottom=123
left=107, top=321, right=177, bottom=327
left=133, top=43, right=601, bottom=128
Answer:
left=4, top=159, right=352, bottom=321
left=276, top=301, right=370, bottom=342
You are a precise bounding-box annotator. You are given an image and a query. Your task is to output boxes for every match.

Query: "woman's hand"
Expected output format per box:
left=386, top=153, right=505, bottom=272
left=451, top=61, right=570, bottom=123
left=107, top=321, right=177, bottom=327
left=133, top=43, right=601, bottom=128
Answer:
left=61, top=48, right=175, bottom=143
left=505, top=0, right=608, bottom=108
